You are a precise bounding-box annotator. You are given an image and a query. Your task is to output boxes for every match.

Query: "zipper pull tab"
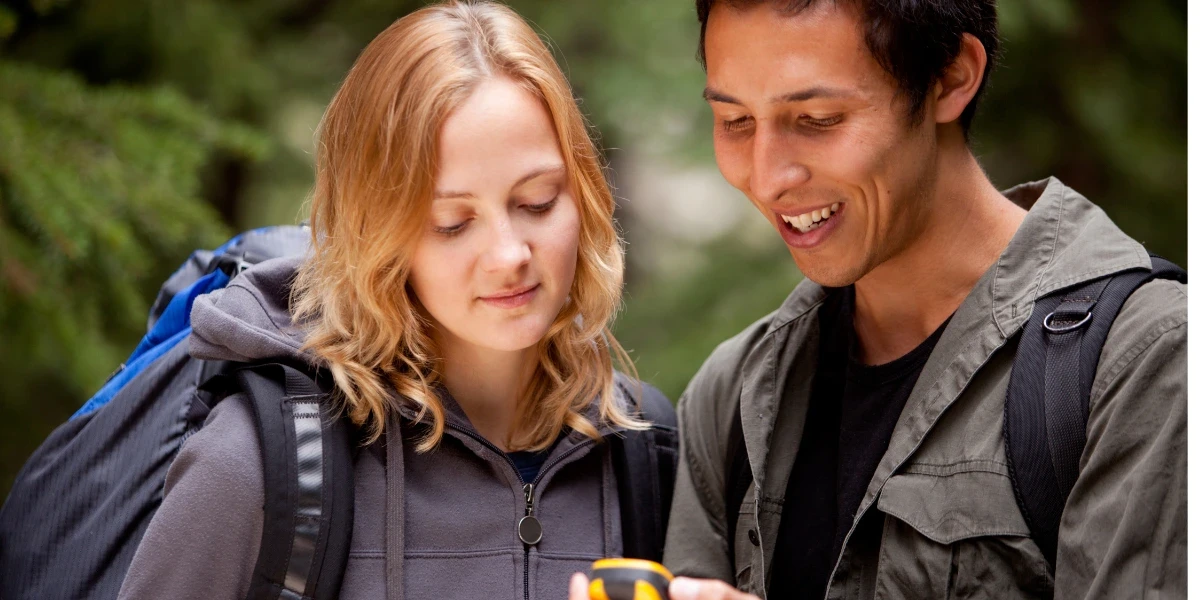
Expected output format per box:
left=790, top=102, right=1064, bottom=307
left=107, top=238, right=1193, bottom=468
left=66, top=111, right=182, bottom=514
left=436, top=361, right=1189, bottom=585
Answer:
left=518, top=483, right=542, bottom=545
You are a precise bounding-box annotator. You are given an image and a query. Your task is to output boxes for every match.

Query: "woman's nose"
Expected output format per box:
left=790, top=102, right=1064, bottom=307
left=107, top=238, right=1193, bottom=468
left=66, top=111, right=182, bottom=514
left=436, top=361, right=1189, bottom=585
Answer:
left=480, top=219, right=532, bottom=273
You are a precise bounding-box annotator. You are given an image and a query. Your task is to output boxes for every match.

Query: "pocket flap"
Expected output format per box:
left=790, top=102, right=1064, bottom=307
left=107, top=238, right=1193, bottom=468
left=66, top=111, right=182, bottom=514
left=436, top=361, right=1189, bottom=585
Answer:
left=876, top=465, right=1031, bottom=544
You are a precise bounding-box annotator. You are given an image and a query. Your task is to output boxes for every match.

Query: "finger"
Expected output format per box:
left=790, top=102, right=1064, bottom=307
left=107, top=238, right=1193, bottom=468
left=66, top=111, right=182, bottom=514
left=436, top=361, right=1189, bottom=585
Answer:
left=569, top=572, right=590, bottom=600
left=669, top=576, right=759, bottom=600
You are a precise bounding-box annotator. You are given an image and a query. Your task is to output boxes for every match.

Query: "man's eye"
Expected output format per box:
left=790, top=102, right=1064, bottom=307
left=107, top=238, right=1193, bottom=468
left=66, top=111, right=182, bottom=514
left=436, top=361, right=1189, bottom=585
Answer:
left=801, top=114, right=843, bottom=128
left=722, top=116, right=753, bottom=133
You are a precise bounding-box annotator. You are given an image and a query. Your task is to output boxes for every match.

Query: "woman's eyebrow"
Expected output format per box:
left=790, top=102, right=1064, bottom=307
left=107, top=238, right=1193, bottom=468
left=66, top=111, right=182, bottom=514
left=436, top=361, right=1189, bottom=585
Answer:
left=433, top=189, right=475, bottom=200
left=512, top=164, right=566, bottom=188
left=434, top=164, right=565, bottom=200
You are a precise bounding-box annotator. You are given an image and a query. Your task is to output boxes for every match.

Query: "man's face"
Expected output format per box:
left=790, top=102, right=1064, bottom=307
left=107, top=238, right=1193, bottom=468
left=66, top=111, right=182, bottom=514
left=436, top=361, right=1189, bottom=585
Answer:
left=704, top=1, right=939, bottom=287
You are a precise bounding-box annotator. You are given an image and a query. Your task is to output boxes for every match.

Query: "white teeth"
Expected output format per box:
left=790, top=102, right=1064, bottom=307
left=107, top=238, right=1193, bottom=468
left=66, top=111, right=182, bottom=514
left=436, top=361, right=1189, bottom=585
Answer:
left=781, top=202, right=842, bottom=233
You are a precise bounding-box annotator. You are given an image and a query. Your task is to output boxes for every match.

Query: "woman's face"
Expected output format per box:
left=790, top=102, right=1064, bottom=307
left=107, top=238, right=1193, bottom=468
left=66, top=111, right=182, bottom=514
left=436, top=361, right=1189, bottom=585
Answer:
left=409, top=77, right=581, bottom=354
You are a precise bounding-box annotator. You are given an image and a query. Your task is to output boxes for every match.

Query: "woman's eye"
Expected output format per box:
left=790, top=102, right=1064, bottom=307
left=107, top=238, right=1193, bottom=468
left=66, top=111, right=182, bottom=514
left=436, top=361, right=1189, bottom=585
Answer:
left=721, top=116, right=752, bottom=133
left=525, top=198, right=558, bottom=214
left=433, top=221, right=468, bottom=236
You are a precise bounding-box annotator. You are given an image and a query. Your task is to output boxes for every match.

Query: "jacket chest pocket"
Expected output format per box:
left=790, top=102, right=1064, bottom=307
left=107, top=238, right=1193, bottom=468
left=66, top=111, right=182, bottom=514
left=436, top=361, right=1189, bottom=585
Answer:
left=873, top=467, right=1054, bottom=600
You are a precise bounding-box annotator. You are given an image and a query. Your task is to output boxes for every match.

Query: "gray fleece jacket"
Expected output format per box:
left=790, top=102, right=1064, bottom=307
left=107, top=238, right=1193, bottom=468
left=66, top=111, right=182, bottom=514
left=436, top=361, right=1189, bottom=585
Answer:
left=116, top=256, right=627, bottom=600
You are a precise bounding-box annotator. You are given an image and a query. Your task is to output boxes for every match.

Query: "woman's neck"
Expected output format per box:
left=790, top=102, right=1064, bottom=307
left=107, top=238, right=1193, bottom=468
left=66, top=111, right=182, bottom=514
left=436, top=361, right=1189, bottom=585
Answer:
left=435, top=331, right=539, bottom=451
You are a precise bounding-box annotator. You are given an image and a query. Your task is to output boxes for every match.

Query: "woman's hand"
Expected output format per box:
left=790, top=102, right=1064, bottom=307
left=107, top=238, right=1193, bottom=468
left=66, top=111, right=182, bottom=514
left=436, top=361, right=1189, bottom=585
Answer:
left=568, top=573, right=761, bottom=600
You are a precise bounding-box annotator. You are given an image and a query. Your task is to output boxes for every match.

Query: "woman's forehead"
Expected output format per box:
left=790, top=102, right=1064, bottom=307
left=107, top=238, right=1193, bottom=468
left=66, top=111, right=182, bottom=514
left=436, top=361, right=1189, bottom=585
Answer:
left=435, top=77, right=565, bottom=194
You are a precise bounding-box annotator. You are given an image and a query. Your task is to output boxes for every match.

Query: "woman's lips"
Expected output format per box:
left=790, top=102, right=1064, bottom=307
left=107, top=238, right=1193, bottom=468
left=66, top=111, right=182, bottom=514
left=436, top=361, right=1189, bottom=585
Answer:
left=479, top=283, right=540, bottom=308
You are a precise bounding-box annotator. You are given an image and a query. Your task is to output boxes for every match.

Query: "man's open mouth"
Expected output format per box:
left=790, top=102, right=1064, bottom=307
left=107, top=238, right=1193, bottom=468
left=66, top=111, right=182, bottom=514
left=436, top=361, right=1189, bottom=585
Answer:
left=780, top=202, right=841, bottom=234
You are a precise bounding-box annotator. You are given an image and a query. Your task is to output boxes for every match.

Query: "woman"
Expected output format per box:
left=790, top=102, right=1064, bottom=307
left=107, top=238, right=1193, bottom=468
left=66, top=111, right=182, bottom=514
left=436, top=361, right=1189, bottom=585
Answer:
left=117, top=2, right=674, bottom=598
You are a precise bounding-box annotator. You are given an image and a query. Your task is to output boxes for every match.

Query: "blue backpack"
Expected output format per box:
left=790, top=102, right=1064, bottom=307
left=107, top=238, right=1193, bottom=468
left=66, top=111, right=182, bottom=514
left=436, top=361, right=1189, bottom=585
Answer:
left=0, top=226, right=332, bottom=600
left=0, top=225, right=679, bottom=600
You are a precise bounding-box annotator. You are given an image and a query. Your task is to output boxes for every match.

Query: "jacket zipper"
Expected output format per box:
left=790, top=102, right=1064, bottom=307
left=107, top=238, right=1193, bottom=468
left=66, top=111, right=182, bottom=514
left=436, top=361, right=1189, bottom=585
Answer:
left=443, top=422, right=598, bottom=600
left=523, top=483, right=535, bottom=600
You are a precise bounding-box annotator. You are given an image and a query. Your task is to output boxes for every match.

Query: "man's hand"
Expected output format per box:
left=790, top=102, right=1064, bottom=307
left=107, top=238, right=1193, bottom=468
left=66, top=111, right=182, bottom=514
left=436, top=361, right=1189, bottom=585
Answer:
left=569, top=573, right=761, bottom=600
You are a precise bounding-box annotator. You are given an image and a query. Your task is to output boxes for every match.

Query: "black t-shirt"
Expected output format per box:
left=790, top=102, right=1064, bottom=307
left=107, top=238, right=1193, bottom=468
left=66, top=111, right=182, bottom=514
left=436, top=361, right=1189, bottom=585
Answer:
left=768, top=287, right=949, bottom=598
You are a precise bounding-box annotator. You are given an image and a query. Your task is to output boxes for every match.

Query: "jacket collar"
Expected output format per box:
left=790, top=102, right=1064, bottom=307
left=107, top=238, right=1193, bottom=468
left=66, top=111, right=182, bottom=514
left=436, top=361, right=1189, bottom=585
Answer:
left=989, top=177, right=1151, bottom=335
left=393, top=376, right=629, bottom=451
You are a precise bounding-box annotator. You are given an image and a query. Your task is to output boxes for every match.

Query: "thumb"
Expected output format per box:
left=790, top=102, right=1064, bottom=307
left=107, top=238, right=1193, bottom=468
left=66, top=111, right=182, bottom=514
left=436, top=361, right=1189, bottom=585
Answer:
left=568, top=572, right=590, bottom=600
left=669, top=576, right=758, bottom=600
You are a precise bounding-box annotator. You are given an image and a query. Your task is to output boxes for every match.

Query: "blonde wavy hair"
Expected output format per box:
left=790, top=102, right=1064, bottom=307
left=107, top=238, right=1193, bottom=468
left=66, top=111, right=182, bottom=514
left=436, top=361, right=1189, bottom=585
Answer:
left=291, top=0, right=644, bottom=452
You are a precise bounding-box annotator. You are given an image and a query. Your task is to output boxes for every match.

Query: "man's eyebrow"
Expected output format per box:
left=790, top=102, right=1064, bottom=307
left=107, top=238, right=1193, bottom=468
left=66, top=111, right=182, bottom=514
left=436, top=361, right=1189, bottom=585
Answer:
left=702, top=86, right=853, bottom=105
left=433, top=164, right=565, bottom=200
left=774, top=87, right=852, bottom=103
left=702, top=87, right=740, bottom=104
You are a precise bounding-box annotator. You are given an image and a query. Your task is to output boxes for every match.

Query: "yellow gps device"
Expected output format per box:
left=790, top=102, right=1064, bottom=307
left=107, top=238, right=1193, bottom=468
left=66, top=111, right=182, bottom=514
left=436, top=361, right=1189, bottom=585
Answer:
left=588, top=558, right=674, bottom=600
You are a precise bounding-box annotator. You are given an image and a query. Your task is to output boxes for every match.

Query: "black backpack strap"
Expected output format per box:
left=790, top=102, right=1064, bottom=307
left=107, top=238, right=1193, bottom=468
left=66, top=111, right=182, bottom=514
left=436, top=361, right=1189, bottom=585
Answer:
left=236, top=363, right=355, bottom=600
left=611, top=375, right=678, bottom=562
left=1005, top=256, right=1185, bottom=573
left=723, top=407, right=752, bottom=570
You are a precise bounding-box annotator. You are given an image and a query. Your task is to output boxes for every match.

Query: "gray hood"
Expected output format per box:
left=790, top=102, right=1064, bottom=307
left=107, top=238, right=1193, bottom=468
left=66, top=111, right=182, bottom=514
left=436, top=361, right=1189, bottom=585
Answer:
left=189, top=255, right=312, bottom=364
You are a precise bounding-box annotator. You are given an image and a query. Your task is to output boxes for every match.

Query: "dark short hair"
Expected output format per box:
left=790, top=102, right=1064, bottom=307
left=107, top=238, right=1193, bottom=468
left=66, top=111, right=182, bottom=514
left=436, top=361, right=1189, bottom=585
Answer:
left=696, top=0, right=998, bottom=133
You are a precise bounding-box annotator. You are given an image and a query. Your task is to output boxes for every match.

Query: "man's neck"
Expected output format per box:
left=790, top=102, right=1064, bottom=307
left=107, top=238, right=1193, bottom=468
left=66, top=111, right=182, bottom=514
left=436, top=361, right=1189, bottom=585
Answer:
left=852, top=142, right=1027, bottom=365
left=435, top=332, right=538, bottom=451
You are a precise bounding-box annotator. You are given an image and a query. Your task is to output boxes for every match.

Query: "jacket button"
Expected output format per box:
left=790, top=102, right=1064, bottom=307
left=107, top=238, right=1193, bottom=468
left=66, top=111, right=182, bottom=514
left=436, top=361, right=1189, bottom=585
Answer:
left=748, top=529, right=760, bottom=546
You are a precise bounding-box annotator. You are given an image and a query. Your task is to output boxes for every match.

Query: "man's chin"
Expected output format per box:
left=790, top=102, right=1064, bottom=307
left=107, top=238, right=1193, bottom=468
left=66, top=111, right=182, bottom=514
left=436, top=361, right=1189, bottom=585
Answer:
left=790, top=255, right=862, bottom=288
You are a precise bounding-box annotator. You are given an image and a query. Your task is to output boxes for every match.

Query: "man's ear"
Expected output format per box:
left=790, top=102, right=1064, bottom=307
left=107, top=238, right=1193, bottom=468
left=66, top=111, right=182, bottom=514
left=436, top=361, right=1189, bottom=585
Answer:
left=933, top=33, right=987, bottom=124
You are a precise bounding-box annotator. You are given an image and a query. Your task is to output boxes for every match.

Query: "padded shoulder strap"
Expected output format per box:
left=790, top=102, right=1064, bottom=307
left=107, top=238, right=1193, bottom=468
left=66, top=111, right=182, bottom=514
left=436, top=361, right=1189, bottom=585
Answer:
left=236, top=363, right=355, bottom=600
left=611, top=375, right=678, bottom=562
left=628, top=377, right=677, bottom=429
left=1004, top=257, right=1185, bottom=574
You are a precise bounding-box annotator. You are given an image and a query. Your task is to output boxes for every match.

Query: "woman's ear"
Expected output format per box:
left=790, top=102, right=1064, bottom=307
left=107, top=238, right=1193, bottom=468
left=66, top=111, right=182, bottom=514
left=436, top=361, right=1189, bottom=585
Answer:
left=933, top=33, right=988, bottom=125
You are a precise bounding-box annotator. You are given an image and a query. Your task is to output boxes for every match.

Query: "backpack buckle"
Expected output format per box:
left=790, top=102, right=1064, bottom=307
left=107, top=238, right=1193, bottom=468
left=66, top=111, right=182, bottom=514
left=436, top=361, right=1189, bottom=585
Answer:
left=1043, top=311, right=1092, bottom=333
left=209, top=253, right=253, bottom=277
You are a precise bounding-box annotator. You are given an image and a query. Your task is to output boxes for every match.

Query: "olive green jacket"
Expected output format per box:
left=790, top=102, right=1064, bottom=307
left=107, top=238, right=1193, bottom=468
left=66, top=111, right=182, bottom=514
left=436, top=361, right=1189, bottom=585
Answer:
left=662, top=178, right=1187, bottom=599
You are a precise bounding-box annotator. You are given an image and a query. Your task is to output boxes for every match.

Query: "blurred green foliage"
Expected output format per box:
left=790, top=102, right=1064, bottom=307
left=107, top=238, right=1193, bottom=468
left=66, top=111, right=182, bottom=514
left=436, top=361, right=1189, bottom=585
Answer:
left=0, top=0, right=1186, bottom=495
left=979, top=0, right=1186, bottom=265
left=0, top=61, right=266, bottom=389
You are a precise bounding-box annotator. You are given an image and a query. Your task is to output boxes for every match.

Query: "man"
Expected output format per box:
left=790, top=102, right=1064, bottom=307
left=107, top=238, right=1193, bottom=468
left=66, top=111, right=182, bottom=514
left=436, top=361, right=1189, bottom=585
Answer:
left=596, top=1, right=1185, bottom=599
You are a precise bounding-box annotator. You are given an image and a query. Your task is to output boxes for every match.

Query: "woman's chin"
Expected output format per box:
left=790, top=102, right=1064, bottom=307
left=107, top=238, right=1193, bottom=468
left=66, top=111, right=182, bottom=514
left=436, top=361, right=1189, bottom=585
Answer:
left=469, top=319, right=555, bottom=353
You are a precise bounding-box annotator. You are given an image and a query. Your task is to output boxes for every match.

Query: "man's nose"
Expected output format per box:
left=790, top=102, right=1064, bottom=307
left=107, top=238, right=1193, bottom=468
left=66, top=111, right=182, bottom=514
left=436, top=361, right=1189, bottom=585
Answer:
left=750, top=127, right=811, bottom=204
left=480, top=218, right=532, bottom=273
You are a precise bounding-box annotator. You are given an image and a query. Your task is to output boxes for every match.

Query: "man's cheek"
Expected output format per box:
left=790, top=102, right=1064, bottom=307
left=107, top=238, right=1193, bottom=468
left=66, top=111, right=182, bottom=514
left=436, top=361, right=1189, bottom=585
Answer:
left=713, top=146, right=749, bottom=193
